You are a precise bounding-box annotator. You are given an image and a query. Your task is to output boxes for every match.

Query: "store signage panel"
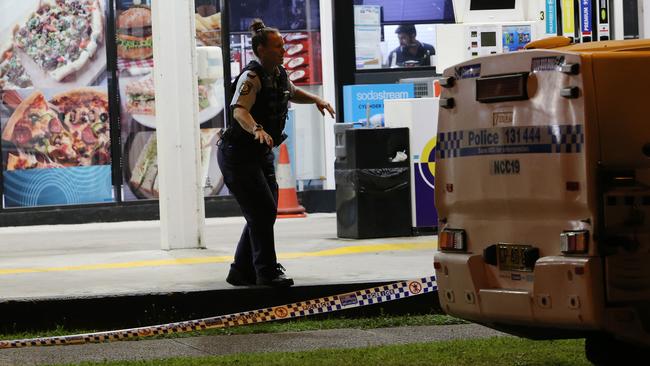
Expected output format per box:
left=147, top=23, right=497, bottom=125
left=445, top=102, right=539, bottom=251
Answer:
left=546, top=0, right=557, bottom=35
left=579, top=0, right=593, bottom=41
left=354, top=4, right=381, bottom=26
left=115, top=0, right=229, bottom=201
left=0, top=0, right=114, bottom=208
left=561, top=0, right=576, bottom=39
left=343, top=84, right=415, bottom=127
left=597, top=0, right=610, bottom=40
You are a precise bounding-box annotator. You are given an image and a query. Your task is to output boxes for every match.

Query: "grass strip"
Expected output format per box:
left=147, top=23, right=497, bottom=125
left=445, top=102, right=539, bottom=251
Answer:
left=0, top=314, right=465, bottom=341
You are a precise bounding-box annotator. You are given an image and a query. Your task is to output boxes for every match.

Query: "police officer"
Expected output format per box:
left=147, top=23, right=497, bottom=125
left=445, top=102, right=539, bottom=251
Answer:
left=219, top=19, right=335, bottom=287
left=385, top=24, right=435, bottom=68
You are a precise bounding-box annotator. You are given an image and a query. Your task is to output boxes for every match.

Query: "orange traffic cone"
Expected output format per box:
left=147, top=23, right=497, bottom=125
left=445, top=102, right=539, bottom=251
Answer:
left=276, top=143, right=306, bottom=218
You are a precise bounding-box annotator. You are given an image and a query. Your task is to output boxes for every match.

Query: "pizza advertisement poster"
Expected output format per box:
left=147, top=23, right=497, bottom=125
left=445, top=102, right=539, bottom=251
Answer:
left=0, top=0, right=109, bottom=90
left=0, top=87, right=114, bottom=208
left=0, top=0, right=115, bottom=209
left=116, top=0, right=228, bottom=201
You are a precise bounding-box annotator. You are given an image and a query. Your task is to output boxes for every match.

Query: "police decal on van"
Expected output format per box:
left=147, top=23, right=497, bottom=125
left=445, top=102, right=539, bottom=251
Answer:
left=437, top=124, right=584, bottom=159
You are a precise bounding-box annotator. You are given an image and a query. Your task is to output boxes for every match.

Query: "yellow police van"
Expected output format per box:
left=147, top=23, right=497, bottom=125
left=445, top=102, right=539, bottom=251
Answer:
left=434, top=37, right=650, bottom=362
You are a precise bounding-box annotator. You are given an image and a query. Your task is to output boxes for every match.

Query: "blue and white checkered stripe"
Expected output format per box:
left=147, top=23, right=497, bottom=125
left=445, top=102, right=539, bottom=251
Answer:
left=0, top=276, right=437, bottom=349
left=549, top=125, right=584, bottom=153
left=421, top=276, right=437, bottom=293
left=288, top=297, right=343, bottom=317
left=437, top=131, right=464, bottom=159
left=358, top=283, right=410, bottom=306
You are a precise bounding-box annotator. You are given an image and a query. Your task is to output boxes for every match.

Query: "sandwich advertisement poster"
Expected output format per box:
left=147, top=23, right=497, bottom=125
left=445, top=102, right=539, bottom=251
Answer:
left=115, top=0, right=227, bottom=201
left=0, top=0, right=114, bottom=208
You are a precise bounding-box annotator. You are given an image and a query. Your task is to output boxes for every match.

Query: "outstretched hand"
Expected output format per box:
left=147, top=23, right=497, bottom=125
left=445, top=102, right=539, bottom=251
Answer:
left=254, top=129, right=274, bottom=147
left=315, top=99, right=335, bottom=118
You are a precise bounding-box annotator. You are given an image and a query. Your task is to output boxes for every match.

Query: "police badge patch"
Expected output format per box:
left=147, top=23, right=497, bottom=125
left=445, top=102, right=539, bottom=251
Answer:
left=240, top=81, right=252, bottom=96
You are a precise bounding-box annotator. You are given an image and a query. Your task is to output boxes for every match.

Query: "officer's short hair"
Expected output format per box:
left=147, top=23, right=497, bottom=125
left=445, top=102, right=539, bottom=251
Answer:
left=395, top=24, right=416, bottom=36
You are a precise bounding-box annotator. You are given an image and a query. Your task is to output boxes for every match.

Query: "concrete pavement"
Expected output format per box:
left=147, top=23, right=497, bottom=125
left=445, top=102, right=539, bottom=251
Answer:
left=0, top=213, right=436, bottom=300
left=0, top=324, right=506, bottom=366
left=0, top=213, right=439, bottom=331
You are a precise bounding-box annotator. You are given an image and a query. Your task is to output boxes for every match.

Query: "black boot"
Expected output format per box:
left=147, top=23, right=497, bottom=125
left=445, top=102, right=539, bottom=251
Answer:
left=256, top=263, right=294, bottom=287
left=226, top=266, right=256, bottom=286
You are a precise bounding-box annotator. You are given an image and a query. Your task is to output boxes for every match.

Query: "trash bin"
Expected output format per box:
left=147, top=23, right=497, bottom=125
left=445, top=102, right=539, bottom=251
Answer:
left=335, top=127, right=411, bottom=239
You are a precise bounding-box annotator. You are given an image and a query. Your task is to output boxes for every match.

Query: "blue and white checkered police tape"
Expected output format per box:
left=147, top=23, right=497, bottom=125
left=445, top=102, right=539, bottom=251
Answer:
left=0, top=275, right=436, bottom=349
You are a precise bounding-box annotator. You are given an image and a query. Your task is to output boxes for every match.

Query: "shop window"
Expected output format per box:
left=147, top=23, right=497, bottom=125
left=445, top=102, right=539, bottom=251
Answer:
left=229, top=0, right=322, bottom=86
left=228, top=0, right=326, bottom=189
left=352, top=0, right=455, bottom=70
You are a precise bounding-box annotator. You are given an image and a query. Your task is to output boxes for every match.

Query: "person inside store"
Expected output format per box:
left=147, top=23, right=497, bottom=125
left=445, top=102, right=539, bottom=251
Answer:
left=385, top=24, right=436, bottom=68
left=219, top=19, right=335, bottom=287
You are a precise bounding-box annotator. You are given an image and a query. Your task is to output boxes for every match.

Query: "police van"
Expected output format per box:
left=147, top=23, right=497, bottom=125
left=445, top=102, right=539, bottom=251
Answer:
left=434, top=37, right=650, bottom=362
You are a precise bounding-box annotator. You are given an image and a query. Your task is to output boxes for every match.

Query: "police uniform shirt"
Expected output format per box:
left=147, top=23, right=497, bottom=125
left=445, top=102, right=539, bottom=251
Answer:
left=231, top=68, right=297, bottom=112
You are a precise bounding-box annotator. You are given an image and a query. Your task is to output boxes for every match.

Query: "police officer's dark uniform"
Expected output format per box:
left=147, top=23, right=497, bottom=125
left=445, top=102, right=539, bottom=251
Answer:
left=218, top=59, right=296, bottom=287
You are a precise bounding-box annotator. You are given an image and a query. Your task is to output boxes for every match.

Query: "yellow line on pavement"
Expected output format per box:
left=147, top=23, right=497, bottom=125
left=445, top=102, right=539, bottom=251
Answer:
left=278, top=242, right=435, bottom=259
left=0, top=241, right=437, bottom=276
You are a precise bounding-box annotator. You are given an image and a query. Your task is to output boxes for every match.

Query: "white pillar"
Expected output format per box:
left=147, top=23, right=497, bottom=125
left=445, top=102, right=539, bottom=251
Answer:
left=641, top=0, right=650, bottom=38
left=152, top=0, right=206, bottom=250
left=453, top=0, right=467, bottom=23
left=319, top=0, right=337, bottom=190
left=611, top=0, right=625, bottom=40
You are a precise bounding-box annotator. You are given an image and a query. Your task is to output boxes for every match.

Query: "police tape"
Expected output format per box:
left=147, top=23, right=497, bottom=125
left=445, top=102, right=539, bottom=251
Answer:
left=0, top=276, right=436, bottom=349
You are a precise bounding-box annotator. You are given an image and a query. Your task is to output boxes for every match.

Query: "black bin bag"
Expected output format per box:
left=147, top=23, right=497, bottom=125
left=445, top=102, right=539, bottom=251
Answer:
left=335, top=127, right=411, bottom=239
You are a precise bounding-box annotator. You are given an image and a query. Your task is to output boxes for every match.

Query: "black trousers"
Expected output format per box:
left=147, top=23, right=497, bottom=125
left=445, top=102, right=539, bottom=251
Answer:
left=217, top=139, right=279, bottom=279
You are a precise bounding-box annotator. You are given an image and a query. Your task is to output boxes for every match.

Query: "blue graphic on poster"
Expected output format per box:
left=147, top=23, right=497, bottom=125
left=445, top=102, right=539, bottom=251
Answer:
left=343, top=84, right=415, bottom=127
left=414, top=137, right=437, bottom=227
left=3, top=166, right=113, bottom=208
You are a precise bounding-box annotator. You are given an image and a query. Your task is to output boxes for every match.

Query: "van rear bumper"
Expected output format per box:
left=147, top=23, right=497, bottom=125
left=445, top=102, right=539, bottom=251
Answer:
left=434, top=253, right=605, bottom=331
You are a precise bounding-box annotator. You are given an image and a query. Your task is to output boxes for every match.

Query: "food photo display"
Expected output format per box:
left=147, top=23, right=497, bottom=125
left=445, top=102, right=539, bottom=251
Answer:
left=0, top=0, right=108, bottom=89
left=0, top=0, right=114, bottom=208
left=0, top=87, right=114, bottom=207
left=1, top=88, right=111, bottom=170
left=123, top=129, right=223, bottom=199
left=115, top=0, right=227, bottom=200
left=0, top=0, right=229, bottom=207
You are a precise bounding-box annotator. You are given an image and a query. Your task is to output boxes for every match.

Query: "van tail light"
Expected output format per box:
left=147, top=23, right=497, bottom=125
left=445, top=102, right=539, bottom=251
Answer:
left=560, top=231, right=589, bottom=254
left=439, top=229, right=466, bottom=252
